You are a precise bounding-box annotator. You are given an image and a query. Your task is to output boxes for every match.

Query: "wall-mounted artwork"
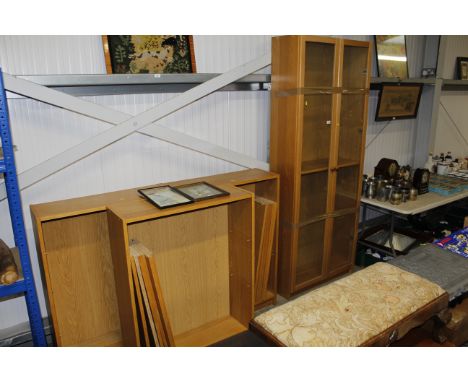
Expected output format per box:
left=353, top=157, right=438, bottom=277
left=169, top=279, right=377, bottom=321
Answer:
left=375, top=83, right=423, bottom=121
left=102, top=35, right=196, bottom=74
left=374, top=35, right=408, bottom=79
left=456, top=57, right=468, bottom=80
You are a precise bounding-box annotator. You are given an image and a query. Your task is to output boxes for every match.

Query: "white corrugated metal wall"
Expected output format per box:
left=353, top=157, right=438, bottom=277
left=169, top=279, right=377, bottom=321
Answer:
left=0, top=35, right=434, bottom=332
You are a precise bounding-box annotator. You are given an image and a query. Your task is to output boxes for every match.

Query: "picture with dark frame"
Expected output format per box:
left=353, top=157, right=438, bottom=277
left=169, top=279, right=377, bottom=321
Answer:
left=102, top=35, right=196, bottom=74
left=456, top=57, right=468, bottom=80
left=138, top=185, right=193, bottom=209
left=375, top=83, right=423, bottom=121
left=174, top=182, right=229, bottom=202
left=375, top=35, right=409, bottom=79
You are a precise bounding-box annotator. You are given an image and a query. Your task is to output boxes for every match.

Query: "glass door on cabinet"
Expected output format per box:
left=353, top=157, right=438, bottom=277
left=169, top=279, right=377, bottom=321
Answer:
left=328, top=212, right=357, bottom=272
left=301, top=94, right=333, bottom=174
left=300, top=171, right=329, bottom=223
left=334, top=165, right=360, bottom=213
left=295, top=219, right=326, bottom=288
left=337, top=94, right=366, bottom=166
left=304, top=40, right=336, bottom=88
left=342, top=43, right=369, bottom=90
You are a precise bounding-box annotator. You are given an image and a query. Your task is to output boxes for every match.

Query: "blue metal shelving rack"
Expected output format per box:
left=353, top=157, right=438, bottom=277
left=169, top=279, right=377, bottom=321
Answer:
left=0, top=69, right=47, bottom=346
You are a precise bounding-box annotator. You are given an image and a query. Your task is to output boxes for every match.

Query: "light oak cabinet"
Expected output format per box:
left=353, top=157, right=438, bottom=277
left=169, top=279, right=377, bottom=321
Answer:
left=270, top=35, right=371, bottom=297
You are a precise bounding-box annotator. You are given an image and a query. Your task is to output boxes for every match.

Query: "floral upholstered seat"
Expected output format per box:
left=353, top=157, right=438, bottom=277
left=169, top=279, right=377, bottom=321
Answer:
left=253, top=262, right=446, bottom=346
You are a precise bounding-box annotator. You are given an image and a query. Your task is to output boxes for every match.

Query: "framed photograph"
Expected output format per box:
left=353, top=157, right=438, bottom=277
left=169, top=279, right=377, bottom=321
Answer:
left=102, top=35, right=196, bottom=74
left=174, top=182, right=230, bottom=202
left=456, top=57, right=468, bottom=80
left=138, top=185, right=193, bottom=209
left=374, top=35, right=409, bottom=79
left=375, top=83, right=423, bottom=121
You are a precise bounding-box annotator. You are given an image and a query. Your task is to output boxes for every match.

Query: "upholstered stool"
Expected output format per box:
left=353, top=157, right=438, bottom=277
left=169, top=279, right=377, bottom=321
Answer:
left=252, top=263, right=448, bottom=346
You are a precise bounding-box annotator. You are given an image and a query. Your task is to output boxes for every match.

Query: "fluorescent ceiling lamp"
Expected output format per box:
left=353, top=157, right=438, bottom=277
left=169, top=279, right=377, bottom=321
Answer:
left=377, top=55, right=407, bottom=62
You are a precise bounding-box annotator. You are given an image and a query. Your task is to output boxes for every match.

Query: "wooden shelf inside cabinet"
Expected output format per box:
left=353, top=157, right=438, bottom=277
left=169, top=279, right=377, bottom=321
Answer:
left=301, top=159, right=329, bottom=175
left=107, top=184, right=255, bottom=347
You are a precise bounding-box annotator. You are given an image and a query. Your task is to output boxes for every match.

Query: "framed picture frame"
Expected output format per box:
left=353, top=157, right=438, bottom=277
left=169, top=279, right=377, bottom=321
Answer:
left=102, top=35, right=197, bottom=74
left=174, top=182, right=230, bottom=202
left=374, top=35, right=409, bottom=79
left=375, top=83, right=423, bottom=121
left=456, top=57, right=468, bottom=80
left=138, top=185, right=193, bottom=209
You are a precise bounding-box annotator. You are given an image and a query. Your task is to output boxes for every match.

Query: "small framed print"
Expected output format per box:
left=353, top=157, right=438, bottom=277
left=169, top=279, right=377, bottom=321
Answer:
left=174, top=182, right=229, bottom=202
left=456, top=57, right=468, bottom=80
left=138, top=185, right=192, bottom=209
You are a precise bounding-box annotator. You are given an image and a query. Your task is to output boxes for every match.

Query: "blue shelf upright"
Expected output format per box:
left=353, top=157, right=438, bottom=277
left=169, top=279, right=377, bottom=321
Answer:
left=0, top=69, right=47, bottom=346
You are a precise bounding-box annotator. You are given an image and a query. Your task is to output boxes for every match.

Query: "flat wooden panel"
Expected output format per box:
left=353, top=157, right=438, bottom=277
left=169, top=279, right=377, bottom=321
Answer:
left=329, top=212, right=357, bottom=272
left=174, top=316, right=247, bottom=347
left=128, top=206, right=231, bottom=336
left=254, top=197, right=277, bottom=305
left=228, top=199, right=254, bottom=327
left=335, top=165, right=360, bottom=212
left=300, top=171, right=329, bottom=222
left=295, top=220, right=326, bottom=287
left=302, top=94, right=333, bottom=165
left=107, top=210, right=140, bottom=346
left=304, top=41, right=335, bottom=87
left=41, top=212, right=121, bottom=346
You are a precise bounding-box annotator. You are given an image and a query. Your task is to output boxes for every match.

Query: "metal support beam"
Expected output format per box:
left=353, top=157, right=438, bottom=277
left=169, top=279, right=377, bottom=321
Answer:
left=0, top=54, right=270, bottom=200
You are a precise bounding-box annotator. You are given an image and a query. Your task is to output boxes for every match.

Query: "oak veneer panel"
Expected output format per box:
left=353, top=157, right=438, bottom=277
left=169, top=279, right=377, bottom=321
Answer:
left=175, top=316, right=247, bottom=347
left=228, top=199, right=254, bottom=327
left=128, top=206, right=231, bottom=336
left=41, top=212, right=121, bottom=346
left=107, top=210, right=140, bottom=346
left=254, top=198, right=277, bottom=305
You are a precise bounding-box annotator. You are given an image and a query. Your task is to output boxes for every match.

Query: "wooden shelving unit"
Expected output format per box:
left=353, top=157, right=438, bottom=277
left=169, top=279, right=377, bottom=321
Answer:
left=31, top=168, right=279, bottom=346
left=270, top=35, right=371, bottom=297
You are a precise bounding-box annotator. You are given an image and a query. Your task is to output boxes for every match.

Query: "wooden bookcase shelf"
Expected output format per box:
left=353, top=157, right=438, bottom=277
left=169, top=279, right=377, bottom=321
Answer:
left=108, top=185, right=254, bottom=346
left=31, top=169, right=279, bottom=346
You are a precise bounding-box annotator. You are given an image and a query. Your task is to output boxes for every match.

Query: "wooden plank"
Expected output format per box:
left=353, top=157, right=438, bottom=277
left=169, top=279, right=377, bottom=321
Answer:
left=228, top=199, right=254, bottom=327
left=131, top=248, right=159, bottom=346
left=146, top=256, right=175, bottom=346
left=254, top=197, right=277, bottom=304
left=107, top=210, right=140, bottom=346
left=175, top=316, right=247, bottom=347
left=130, top=258, right=150, bottom=347
left=138, top=255, right=175, bottom=346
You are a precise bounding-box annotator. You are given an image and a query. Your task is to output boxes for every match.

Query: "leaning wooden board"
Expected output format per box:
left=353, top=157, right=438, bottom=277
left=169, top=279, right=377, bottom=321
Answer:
left=31, top=169, right=279, bottom=346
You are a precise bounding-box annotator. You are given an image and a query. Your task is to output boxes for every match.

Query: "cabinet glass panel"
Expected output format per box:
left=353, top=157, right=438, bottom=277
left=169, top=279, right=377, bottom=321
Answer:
left=300, top=172, right=328, bottom=222
left=295, top=220, right=325, bottom=286
left=342, top=44, right=369, bottom=90
left=301, top=94, right=332, bottom=173
left=329, top=212, right=356, bottom=271
left=334, top=165, right=360, bottom=212
left=304, top=42, right=335, bottom=88
left=338, top=94, right=365, bottom=165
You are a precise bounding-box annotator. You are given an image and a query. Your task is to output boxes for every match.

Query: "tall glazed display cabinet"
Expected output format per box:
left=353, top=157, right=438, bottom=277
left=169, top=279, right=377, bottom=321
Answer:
left=270, top=35, right=371, bottom=297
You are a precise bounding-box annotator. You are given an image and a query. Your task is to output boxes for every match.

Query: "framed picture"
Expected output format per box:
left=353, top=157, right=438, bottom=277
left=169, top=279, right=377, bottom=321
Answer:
left=374, top=36, right=409, bottom=79
left=456, top=57, right=468, bottom=80
left=102, top=35, right=196, bottom=74
left=174, top=182, right=230, bottom=202
left=375, top=83, right=423, bottom=121
left=138, top=185, right=193, bottom=209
